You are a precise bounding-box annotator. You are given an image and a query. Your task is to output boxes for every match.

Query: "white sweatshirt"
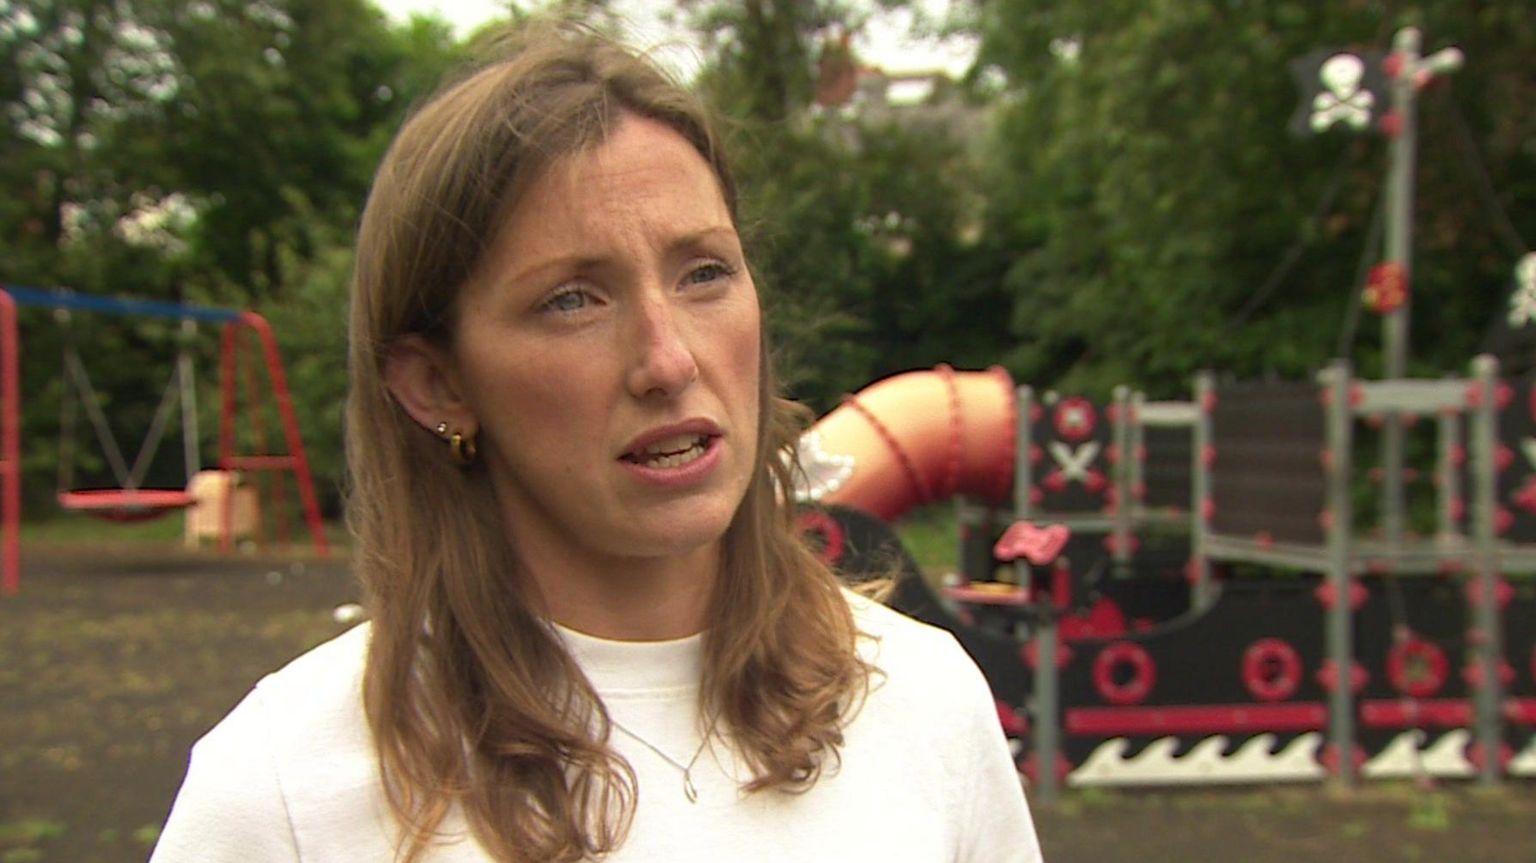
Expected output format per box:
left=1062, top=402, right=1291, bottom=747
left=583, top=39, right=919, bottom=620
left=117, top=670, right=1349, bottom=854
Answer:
left=151, top=594, right=1042, bottom=862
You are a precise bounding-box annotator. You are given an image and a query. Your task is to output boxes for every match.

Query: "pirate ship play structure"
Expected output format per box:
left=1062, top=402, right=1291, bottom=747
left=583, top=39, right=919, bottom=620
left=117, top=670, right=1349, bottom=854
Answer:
left=795, top=360, right=1536, bottom=797
left=793, top=28, right=1536, bottom=799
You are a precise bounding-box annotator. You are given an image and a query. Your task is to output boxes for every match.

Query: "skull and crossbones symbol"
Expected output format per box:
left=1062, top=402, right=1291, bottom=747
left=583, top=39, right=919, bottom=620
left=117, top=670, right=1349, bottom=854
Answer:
left=1310, top=53, right=1375, bottom=132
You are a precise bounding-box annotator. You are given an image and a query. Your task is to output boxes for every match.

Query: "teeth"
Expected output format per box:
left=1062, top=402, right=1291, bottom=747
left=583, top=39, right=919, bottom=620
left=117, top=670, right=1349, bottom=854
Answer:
left=641, top=438, right=707, bottom=468
left=640, top=433, right=702, bottom=456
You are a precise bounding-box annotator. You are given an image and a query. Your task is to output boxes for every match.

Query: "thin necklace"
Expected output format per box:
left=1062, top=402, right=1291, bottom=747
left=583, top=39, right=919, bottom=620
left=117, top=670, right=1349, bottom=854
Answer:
left=608, top=714, right=719, bottom=803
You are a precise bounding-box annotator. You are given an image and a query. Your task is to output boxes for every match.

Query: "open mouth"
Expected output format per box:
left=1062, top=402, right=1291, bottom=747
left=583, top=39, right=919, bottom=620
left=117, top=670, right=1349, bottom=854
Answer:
left=621, top=434, right=714, bottom=469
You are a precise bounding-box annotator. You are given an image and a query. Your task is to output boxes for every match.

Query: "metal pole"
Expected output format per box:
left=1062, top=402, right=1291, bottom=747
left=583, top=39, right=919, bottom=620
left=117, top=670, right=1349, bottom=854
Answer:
left=1379, top=27, right=1421, bottom=554
left=1382, top=27, right=1420, bottom=384
left=1470, top=355, right=1504, bottom=785
left=1323, top=361, right=1357, bottom=783
left=1017, top=386, right=1035, bottom=523
left=0, top=291, right=18, bottom=595
left=1192, top=372, right=1215, bottom=610
left=179, top=318, right=202, bottom=478
left=1111, top=385, right=1133, bottom=575
left=1019, top=384, right=1060, bottom=802
left=1378, top=26, right=1461, bottom=543
left=1436, top=377, right=1461, bottom=542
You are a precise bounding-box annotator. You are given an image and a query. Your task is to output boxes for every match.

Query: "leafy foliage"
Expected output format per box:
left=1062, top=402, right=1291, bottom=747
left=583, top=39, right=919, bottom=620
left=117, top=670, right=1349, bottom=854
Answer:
left=974, top=0, right=1536, bottom=395
left=0, top=0, right=460, bottom=510
left=1, top=0, right=1533, bottom=515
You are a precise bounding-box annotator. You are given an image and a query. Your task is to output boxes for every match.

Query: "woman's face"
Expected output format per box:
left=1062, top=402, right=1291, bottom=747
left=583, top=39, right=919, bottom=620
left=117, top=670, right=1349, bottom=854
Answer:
left=446, top=114, right=761, bottom=585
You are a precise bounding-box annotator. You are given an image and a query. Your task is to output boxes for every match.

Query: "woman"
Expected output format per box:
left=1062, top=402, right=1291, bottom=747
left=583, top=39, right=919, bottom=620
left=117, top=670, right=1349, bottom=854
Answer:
left=152, top=22, right=1041, bottom=863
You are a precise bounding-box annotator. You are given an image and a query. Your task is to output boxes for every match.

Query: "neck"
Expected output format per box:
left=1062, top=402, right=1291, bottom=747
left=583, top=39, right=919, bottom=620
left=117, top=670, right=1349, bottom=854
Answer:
left=522, top=541, right=720, bottom=641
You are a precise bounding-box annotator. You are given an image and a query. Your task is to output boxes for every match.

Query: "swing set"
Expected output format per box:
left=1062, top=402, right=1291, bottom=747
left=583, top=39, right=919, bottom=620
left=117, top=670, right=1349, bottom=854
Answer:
left=0, top=285, right=329, bottom=594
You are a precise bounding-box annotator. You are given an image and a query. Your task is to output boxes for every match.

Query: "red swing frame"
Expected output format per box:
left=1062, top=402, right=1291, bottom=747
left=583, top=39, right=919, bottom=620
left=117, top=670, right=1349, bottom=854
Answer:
left=0, top=287, right=329, bottom=594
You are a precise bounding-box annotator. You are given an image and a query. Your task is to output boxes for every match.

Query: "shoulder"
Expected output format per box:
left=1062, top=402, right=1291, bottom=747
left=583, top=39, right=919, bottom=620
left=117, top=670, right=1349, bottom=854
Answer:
left=191, top=622, right=374, bottom=765
left=844, top=589, right=994, bottom=712
left=189, top=621, right=371, bottom=771
left=238, top=623, right=385, bottom=815
left=842, top=594, right=1044, bottom=862
left=153, top=624, right=390, bottom=861
left=251, top=621, right=372, bottom=721
left=846, top=589, right=976, bottom=675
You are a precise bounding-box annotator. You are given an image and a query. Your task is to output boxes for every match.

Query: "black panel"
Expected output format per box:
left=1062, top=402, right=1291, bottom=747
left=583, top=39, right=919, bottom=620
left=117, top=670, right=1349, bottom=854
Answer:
left=1211, top=382, right=1328, bottom=545
left=1142, top=423, right=1193, bottom=511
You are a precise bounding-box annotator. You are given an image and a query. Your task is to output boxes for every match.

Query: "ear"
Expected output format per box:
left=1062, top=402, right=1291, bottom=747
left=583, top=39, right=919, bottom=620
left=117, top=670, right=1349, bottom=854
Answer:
left=384, top=334, right=478, bottom=437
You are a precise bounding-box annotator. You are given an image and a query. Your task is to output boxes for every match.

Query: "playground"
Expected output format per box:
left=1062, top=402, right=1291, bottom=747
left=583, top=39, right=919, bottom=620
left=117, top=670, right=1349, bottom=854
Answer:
left=1, top=533, right=1534, bottom=863
left=2, top=11, right=1533, bottom=861
left=0, top=290, right=1531, bottom=860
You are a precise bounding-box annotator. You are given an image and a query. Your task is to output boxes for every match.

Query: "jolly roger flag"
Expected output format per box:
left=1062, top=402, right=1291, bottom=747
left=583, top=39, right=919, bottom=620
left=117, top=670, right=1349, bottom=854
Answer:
left=1288, top=48, right=1390, bottom=137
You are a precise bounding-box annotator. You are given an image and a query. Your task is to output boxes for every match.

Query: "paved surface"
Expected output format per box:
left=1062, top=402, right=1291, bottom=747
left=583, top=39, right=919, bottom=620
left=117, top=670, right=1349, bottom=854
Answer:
left=1, top=542, right=1532, bottom=862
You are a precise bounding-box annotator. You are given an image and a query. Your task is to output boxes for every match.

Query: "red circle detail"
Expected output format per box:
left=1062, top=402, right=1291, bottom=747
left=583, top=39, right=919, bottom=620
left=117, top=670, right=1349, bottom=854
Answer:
left=1242, top=638, right=1302, bottom=702
left=1467, top=742, right=1514, bottom=773
left=1054, top=397, right=1097, bottom=442
left=1093, top=641, right=1155, bottom=706
left=793, top=510, right=845, bottom=567
left=1387, top=637, right=1448, bottom=698
left=1496, top=507, right=1515, bottom=535
left=1320, top=743, right=1367, bottom=776
left=1021, top=639, right=1074, bottom=671
left=1083, top=469, right=1107, bottom=494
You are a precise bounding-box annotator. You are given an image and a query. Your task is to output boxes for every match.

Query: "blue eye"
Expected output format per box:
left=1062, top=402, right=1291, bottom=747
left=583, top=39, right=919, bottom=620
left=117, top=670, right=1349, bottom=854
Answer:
left=685, top=262, right=735, bottom=285
left=543, top=289, right=589, bottom=313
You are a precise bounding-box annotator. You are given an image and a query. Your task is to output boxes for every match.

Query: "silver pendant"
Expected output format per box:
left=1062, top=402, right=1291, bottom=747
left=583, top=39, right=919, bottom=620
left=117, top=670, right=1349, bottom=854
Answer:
left=683, top=770, right=699, bottom=803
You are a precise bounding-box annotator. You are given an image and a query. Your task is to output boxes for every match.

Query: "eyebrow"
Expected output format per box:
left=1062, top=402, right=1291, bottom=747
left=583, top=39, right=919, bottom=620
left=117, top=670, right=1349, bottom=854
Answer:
left=504, top=225, right=741, bottom=288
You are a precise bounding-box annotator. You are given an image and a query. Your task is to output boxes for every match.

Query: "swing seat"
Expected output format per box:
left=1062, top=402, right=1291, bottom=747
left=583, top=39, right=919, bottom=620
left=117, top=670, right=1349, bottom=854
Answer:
left=58, top=488, right=197, bottom=522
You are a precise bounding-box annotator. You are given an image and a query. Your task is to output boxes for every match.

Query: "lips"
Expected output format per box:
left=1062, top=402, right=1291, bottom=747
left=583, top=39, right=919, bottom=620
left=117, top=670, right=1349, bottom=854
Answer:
left=620, top=421, right=723, bottom=469
left=624, top=433, right=710, bottom=468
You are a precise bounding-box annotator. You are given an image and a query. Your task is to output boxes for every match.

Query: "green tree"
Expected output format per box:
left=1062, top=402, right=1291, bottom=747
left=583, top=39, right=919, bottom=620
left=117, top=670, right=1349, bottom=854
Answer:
left=974, top=0, right=1536, bottom=395
left=682, top=1, right=1003, bottom=410
left=978, top=0, right=1367, bottom=395
left=0, top=0, right=462, bottom=513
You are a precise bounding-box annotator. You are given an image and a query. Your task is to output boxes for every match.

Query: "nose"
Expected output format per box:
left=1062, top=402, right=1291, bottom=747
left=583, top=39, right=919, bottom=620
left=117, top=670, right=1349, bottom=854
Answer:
left=625, top=293, right=699, bottom=399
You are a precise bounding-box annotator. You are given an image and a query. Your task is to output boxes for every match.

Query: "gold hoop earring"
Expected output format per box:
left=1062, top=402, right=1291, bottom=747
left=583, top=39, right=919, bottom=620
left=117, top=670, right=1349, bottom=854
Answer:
left=433, top=421, right=477, bottom=467
left=449, top=431, right=478, bottom=466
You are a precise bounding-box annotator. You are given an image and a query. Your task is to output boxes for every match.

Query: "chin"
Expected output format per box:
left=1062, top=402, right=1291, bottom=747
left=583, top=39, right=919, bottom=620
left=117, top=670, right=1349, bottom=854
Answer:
left=624, top=504, right=739, bottom=560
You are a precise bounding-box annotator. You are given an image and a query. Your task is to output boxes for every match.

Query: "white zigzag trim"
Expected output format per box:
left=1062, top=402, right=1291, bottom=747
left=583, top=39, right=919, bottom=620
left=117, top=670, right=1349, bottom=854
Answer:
left=1067, top=734, right=1326, bottom=787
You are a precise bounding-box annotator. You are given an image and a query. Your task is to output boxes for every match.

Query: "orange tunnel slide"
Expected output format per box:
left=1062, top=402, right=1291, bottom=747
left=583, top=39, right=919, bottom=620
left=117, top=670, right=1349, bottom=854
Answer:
left=794, top=365, right=1017, bottom=521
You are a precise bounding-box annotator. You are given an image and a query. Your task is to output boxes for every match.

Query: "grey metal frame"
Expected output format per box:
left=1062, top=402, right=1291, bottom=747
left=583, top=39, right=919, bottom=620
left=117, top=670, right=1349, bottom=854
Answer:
left=1191, top=356, right=1508, bottom=786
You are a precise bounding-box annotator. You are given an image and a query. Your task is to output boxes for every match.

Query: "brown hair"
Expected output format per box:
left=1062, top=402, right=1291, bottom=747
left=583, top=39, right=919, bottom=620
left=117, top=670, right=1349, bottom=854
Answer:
left=346, top=22, right=870, bottom=863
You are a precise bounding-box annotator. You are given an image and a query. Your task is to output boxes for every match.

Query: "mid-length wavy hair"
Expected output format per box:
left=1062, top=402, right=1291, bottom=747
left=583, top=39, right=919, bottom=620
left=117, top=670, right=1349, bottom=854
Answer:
left=346, top=22, right=870, bottom=863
